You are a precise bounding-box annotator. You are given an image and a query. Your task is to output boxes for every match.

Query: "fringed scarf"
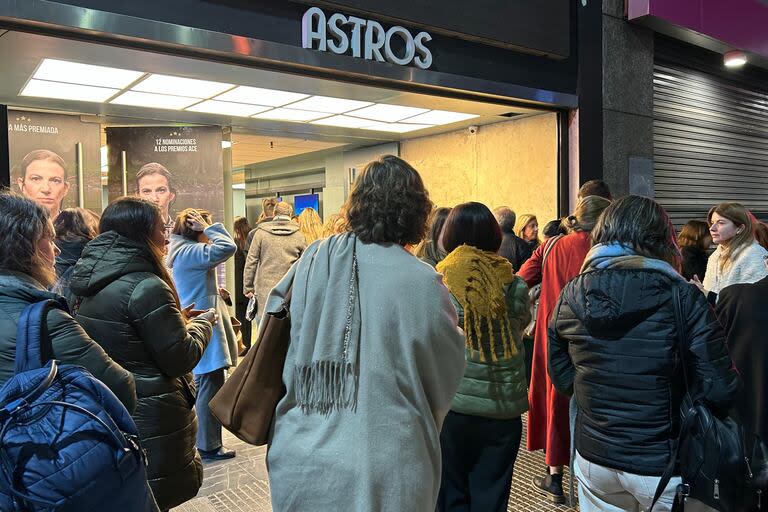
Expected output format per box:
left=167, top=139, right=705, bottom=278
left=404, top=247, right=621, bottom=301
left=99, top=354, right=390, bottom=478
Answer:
left=437, top=245, right=517, bottom=361
left=290, top=233, right=361, bottom=415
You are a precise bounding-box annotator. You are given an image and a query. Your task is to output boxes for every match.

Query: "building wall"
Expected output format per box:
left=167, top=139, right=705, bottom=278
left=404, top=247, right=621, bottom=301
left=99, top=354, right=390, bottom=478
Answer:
left=603, top=0, right=655, bottom=198
left=400, top=113, right=559, bottom=226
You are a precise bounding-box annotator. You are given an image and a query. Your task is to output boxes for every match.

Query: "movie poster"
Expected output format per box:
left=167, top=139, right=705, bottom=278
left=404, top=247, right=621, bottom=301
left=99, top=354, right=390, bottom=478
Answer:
left=8, top=110, right=101, bottom=217
left=106, top=125, right=226, bottom=286
left=106, top=125, right=224, bottom=232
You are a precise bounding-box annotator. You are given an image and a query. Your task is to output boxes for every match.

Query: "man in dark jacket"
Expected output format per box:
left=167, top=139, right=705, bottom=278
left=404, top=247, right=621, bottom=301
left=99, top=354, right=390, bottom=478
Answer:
left=494, top=206, right=533, bottom=271
left=717, top=274, right=768, bottom=447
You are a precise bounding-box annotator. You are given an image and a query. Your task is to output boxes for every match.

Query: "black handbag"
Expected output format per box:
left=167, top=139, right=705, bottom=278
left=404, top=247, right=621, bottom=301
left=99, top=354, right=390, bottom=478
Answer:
left=651, top=285, right=752, bottom=512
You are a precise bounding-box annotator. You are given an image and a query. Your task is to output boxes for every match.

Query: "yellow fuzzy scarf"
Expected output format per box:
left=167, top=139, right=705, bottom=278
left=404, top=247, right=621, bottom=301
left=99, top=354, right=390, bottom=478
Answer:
left=437, top=245, right=517, bottom=361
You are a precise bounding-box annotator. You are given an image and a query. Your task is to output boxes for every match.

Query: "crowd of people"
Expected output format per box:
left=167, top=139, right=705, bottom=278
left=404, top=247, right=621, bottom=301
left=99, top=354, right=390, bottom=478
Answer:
left=0, top=153, right=767, bottom=511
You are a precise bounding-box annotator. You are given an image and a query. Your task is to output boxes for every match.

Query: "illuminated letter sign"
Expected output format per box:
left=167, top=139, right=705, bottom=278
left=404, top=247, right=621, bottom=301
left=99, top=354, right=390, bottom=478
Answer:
left=301, top=7, right=433, bottom=70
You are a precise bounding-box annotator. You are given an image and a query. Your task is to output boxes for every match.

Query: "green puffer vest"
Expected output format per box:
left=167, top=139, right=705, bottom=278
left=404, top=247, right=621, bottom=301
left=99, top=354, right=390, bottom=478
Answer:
left=449, top=276, right=531, bottom=419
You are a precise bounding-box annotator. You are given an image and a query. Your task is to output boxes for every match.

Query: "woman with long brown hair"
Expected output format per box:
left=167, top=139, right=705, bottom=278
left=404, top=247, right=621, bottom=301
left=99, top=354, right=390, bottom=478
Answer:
left=70, top=197, right=215, bottom=512
left=0, top=192, right=135, bottom=410
left=696, top=202, right=768, bottom=301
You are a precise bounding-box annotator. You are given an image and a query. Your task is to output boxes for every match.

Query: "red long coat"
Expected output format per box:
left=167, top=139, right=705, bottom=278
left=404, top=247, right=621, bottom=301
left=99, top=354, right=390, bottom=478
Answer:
left=517, top=231, right=592, bottom=467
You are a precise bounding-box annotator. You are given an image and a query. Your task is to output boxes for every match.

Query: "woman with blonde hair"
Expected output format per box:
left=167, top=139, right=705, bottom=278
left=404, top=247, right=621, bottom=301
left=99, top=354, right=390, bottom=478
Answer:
left=322, top=212, right=347, bottom=237
left=694, top=202, right=768, bottom=301
left=517, top=195, right=611, bottom=504
left=297, top=207, right=323, bottom=244
left=516, top=213, right=540, bottom=252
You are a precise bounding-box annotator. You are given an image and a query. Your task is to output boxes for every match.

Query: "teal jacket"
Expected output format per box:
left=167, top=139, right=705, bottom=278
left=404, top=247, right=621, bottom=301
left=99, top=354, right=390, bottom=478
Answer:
left=449, top=276, right=531, bottom=419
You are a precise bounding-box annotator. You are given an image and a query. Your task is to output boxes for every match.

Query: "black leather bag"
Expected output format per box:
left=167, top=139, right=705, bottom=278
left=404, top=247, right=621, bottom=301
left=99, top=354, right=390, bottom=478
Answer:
left=651, top=286, right=751, bottom=511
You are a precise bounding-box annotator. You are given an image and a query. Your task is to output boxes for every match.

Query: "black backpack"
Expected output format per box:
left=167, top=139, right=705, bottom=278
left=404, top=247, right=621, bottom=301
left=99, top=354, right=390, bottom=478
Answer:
left=651, top=287, right=753, bottom=511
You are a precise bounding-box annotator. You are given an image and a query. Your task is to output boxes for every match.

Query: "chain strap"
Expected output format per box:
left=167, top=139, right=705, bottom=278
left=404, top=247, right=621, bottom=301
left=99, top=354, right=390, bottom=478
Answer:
left=341, top=246, right=359, bottom=363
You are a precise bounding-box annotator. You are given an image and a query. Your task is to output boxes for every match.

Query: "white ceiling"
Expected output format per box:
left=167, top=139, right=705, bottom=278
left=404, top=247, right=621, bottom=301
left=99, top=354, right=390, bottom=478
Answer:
left=0, top=30, right=547, bottom=170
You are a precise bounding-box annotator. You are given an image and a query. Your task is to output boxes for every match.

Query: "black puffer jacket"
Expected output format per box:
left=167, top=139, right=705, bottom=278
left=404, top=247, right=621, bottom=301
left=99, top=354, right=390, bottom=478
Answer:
left=70, top=232, right=212, bottom=511
left=0, top=270, right=135, bottom=411
left=548, top=268, right=739, bottom=476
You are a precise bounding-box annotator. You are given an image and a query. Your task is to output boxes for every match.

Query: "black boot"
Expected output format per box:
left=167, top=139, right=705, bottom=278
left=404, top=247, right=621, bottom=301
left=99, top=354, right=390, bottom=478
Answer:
left=533, top=472, right=565, bottom=504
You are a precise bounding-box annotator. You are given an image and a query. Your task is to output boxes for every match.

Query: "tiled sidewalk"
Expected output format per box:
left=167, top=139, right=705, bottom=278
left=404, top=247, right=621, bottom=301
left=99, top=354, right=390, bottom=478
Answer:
left=175, top=414, right=578, bottom=512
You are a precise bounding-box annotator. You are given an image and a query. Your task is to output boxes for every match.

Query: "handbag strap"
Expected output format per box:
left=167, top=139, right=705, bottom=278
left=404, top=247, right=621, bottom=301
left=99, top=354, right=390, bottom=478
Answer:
left=650, top=285, right=690, bottom=511
left=541, top=234, right=563, bottom=271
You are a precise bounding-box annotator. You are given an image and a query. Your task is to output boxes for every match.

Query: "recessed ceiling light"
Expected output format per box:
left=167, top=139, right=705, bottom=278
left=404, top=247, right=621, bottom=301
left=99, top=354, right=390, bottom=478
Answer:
left=20, top=79, right=119, bottom=103
left=402, top=110, right=479, bottom=125
left=186, top=100, right=271, bottom=117
left=363, top=123, right=434, bottom=133
left=288, top=95, right=374, bottom=114
left=34, top=59, right=145, bottom=89
left=310, top=115, right=377, bottom=128
left=346, top=104, right=429, bottom=122
left=110, top=91, right=200, bottom=110
left=724, top=50, right=747, bottom=68
left=253, top=108, right=329, bottom=122
left=216, top=86, right=309, bottom=107
left=133, top=74, right=233, bottom=98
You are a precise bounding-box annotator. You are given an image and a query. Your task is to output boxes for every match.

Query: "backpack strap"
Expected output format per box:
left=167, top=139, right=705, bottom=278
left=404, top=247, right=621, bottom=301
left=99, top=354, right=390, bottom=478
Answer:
left=15, top=299, right=68, bottom=373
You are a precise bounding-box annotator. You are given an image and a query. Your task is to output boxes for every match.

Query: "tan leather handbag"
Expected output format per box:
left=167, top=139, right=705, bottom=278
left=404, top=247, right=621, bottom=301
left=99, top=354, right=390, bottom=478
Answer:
left=209, top=287, right=292, bottom=445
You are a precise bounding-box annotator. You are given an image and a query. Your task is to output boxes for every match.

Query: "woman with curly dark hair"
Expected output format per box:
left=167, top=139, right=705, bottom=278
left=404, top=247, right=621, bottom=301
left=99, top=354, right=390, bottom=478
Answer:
left=265, top=155, right=466, bottom=511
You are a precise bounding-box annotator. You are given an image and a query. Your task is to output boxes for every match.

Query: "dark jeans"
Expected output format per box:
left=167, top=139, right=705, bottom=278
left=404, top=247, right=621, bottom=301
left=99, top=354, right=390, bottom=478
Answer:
left=194, top=369, right=225, bottom=452
left=438, top=411, right=523, bottom=512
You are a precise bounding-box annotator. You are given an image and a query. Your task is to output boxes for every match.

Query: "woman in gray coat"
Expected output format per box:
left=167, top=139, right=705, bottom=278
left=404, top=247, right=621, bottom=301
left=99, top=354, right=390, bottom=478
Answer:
left=265, top=156, right=466, bottom=511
